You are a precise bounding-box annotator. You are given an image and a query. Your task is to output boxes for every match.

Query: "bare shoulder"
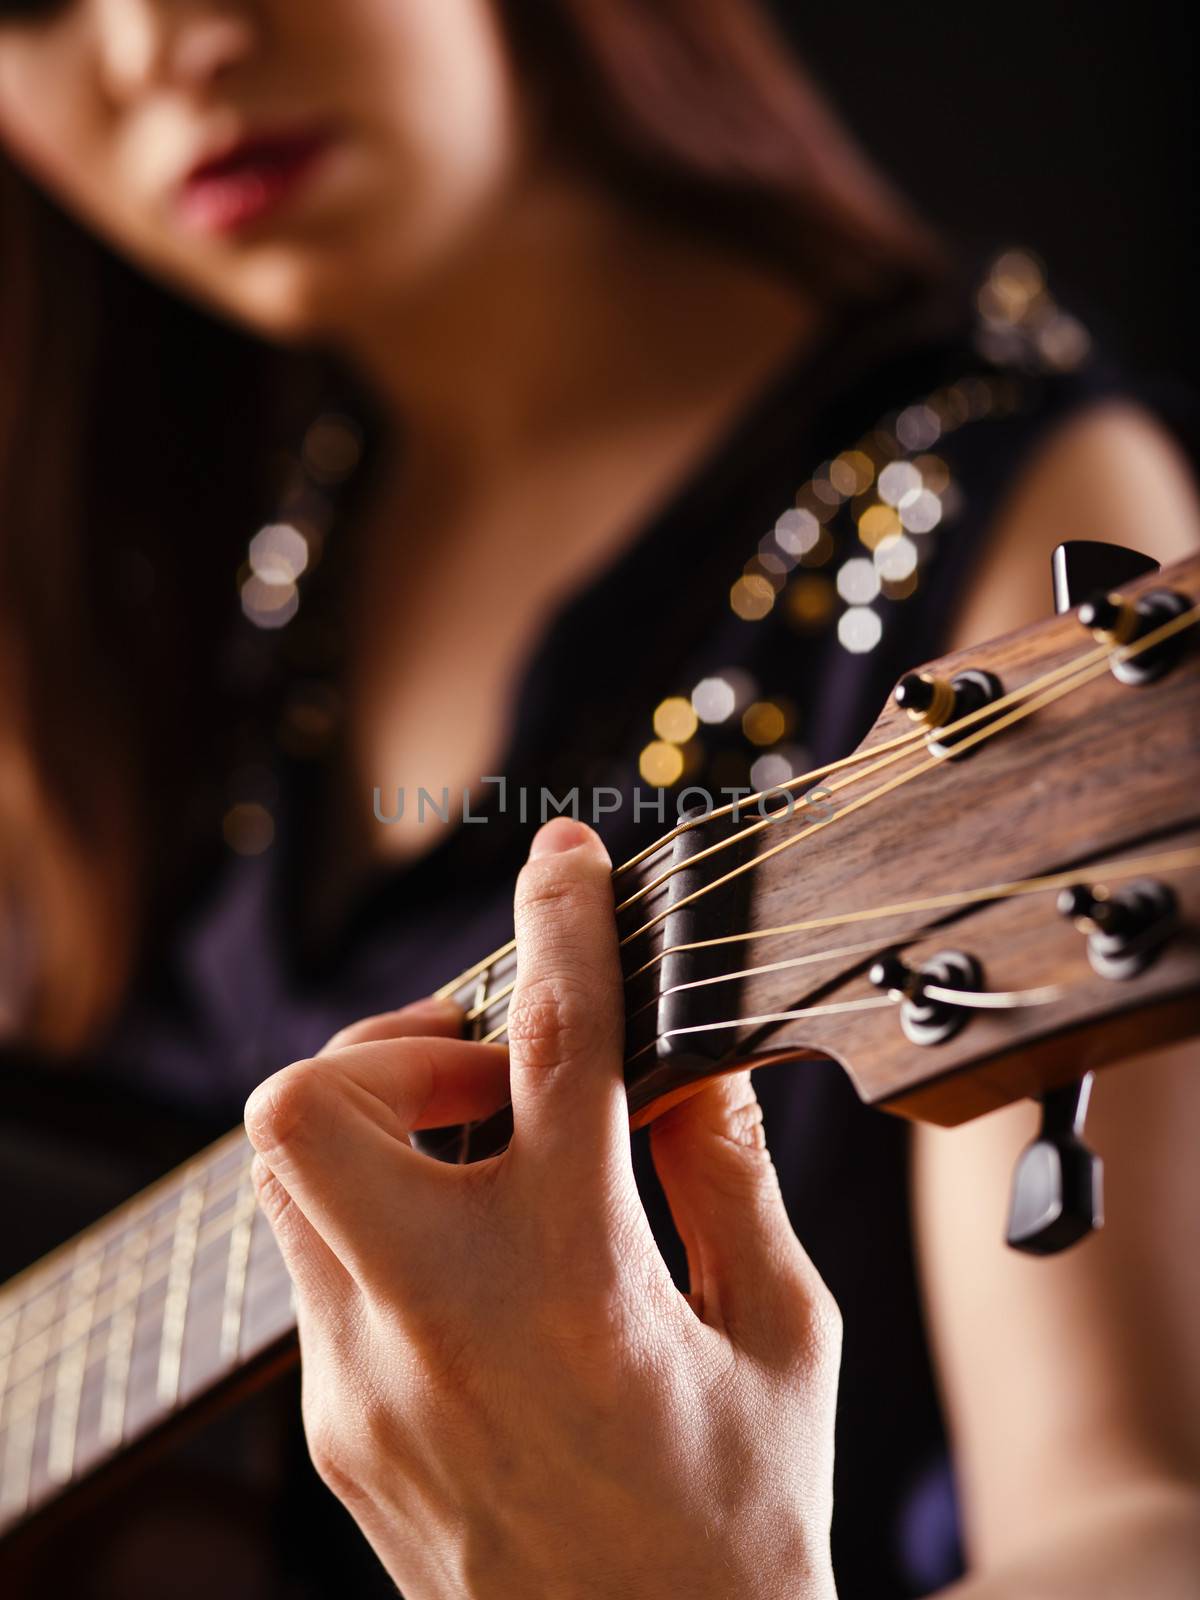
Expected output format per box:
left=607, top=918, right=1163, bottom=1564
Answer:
left=950, top=398, right=1200, bottom=652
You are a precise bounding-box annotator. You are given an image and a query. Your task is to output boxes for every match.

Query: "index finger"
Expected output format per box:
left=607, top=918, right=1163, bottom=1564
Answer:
left=244, top=1034, right=509, bottom=1288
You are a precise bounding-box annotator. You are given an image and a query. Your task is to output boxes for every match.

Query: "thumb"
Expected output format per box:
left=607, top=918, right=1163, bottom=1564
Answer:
left=649, top=1069, right=836, bottom=1365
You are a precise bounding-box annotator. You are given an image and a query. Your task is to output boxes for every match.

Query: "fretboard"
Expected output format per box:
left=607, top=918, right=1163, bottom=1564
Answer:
left=0, top=953, right=525, bottom=1540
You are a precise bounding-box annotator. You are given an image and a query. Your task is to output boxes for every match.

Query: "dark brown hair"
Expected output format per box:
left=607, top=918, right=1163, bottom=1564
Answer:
left=0, top=0, right=945, bottom=1052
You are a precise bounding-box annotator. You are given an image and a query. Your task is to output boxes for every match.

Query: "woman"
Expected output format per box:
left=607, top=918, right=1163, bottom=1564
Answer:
left=1, top=0, right=1198, bottom=1595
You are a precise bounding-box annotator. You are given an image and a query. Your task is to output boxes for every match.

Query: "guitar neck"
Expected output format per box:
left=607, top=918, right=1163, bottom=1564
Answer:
left=0, top=958, right=528, bottom=1540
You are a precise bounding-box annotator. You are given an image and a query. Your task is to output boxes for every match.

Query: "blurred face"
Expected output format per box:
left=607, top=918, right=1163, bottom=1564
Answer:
left=0, top=0, right=525, bottom=341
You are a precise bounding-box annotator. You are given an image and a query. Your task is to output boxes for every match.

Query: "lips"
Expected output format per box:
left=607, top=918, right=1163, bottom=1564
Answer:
left=176, top=124, right=338, bottom=236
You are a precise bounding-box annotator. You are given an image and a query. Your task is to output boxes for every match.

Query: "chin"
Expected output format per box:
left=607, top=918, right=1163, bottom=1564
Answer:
left=214, top=250, right=363, bottom=345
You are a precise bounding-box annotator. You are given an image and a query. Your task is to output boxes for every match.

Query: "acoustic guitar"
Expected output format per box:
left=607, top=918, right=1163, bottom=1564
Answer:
left=1, top=540, right=1196, bottom=1562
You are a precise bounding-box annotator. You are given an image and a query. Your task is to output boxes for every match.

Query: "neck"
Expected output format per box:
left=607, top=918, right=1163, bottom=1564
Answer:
left=332, top=169, right=817, bottom=478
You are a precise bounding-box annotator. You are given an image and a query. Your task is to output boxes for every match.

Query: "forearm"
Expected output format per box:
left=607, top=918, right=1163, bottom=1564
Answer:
left=940, top=1481, right=1200, bottom=1600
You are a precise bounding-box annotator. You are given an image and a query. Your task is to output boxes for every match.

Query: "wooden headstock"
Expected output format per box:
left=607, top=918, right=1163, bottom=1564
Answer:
left=647, top=547, right=1200, bottom=1127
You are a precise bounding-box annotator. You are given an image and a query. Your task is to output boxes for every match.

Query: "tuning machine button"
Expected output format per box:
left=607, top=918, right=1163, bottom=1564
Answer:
left=1057, top=877, right=1178, bottom=979
left=893, top=669, right=1004, bottom=759
left=1077, top=587, right=1190, bottom=685
left=869, top=950, right=983, bottom=1045
left=1007, top=1075, right=1103, bottom=1255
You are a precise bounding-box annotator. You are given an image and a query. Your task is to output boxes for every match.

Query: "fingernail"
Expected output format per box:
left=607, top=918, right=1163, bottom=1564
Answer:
left=529, top=818, right=607, bottom=861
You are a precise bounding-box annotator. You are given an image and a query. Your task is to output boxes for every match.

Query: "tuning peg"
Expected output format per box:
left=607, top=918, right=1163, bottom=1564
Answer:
left=1006, top=1074, right=1103, bottom=1255
left=893, top=672, right=955, bottom=726
left=868, top=948, right=983, bottom=1045
left=1051, top=540, right=1159, bottom=613
left=1077, top=591, right=1140, bottom=644
left=1058, top=877, right=1178, bottom=979
left=892, top=668, right=1003, bottom=757
left=1051, top=541, right=1188, bottom=685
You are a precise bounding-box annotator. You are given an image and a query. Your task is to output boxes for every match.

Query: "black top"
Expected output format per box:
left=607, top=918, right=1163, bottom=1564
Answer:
left=7, top=251, right=1195, bottom=1599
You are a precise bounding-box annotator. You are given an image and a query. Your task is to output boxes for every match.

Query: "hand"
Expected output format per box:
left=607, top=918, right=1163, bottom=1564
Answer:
left=244, top=818, right=841, bottom=1599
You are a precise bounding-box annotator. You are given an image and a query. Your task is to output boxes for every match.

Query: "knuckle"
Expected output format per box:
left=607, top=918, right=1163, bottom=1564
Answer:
left=517, top=855, right=585, bottom=918
left=810, top=1281, right=843, bottom=1358
left=244, top=1059, right=326, bottom=1155
left=717, top=1082, right=768, bottom=1152
left=304, top=1407, right=366, bottom=1505
left=711, top=1119, right=776, bottom=1200
left=505, top=973, right=594, bottom=1073
left=535, top=1246, right=672, bottom=1391
left=536, top=1294, right=628, bottom=1398
left=249, top=1158, right=290, bottom=1229
left=785, top=1273, right=842, bottom=1376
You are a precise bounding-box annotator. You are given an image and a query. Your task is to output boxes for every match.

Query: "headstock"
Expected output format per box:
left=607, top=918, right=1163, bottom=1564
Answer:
left=662, top=548, right=1198, bottom=1108
left=418, top=544, right=1199, bottom=1251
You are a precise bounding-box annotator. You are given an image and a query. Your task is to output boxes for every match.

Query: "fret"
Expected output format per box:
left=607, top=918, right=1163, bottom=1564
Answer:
left=0, top=1298, right=58, bottom=1438
left=0, top=1268, right=69, bottom=1521
left=155, top=1177, right=207, bottom=1409
left=97, top=1212, right=152, bottom=1450
left=45, top=1246, right=104, bottom=1485
left=464, top=948, right=519, bottom=1040
left=0, top=1135, right=244, bottom=1411
left=0, top=1132, right=289, bottom=1535
left=119, top=1281, right=168, bottom=1443
left=219, top=1161, right=259, bottom=1364
left=0, top=1302, right=18, bottom=1405
left=0, top=1152, right=252, bottom=1461
left=470, top=961, right=492, bottom=1041
left=178, top=1184, right=253, bottom=1403
left=0, top=1372, right=40, bottom=1520
left=3, top=1283, right=58, bottom=1392
left=237, top=1207, right=295, bottom=1359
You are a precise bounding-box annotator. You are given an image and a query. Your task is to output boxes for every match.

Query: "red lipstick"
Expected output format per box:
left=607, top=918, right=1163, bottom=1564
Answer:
left=176, top=125, right=338, bottom=236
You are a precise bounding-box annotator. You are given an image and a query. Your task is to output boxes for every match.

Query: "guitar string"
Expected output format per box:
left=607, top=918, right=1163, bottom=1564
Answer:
left=479, top=838, right=1200, bottom=1049
left=620, top=843, right=1200, bottom=1066
left=445, top=601, right=1196, bottom=1006
left=610, top=638, right=1123, bottom=913
left=619, top=934, right=911, bottom=1030
left=612, top=619, right=1170, bottom=885
left=3, top=838, right=1197, bottom=1421
left=533, top=608, right=1200, bottom=1012
left=0, top=1155, right=261, bottom=1429
left=612, top=603, right=1200, bottom=957
left=638, top=934, right=1068, bottom=1016
left=0, top=1217, right=299, bottom=1507
left=0, top=1126, right=249, bottom=1309
left=618, top=979, right=1069, bottom=1074
left=458, top=630, right=1157, bottom=1025
left=0, top=1145, right=256, bottom=1387
left=436, top=629, right=1128, bottom=999
left=627, top=844, right=1200, bottom=972
left=2, top=604, right=1196, bottom=1406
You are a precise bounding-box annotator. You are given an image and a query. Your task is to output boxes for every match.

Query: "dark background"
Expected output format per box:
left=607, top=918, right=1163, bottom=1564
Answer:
left=781, top=2, right=1196, bottom=384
